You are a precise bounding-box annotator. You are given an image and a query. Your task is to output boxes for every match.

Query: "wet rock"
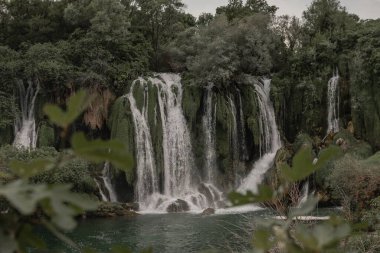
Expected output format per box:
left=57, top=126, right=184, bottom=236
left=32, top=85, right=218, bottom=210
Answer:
left=87, top=202, right=139, bottom=218
left=166, top=199, right=190, bottom=213
left=336, top=138, right=344, bottom=146
left=122, top=202, right=139, bottom=211
left=201, top=208, right=215, bottom=216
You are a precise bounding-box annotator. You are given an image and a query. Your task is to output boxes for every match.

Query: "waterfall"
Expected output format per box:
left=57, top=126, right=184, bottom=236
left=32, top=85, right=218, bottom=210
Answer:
left=152, top=73, right=195, bottom=197
left=202, top=84, right=217, bottom=183
left=101, top=163, right=118, bottom=202
left=126, top=74, right=223, bottom=212
left=298, top=181, right=309, bottom=207
left=238, top=79, right=281, bottom=193
left=13, top=80, right=40, bottom=149
left=127, top=79, right=158, bottom=208
left=228, top=96, right=239, bottom=162
left=237, top=90, right=248, bottom=161
left=95, top=180, right=108, bottom=202
left=327, top=70, right=340, bottom=134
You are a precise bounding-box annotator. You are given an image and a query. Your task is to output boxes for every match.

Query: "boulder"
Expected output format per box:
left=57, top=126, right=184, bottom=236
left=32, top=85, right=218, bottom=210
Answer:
left=166, top=199, right=190, bottom=213
left=201, top=208, right=215, bottom=216
left=87, top=202, right=139, bottom=218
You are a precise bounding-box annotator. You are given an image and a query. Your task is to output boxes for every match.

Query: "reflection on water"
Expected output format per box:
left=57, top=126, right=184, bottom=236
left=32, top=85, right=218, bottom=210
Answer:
left=37, top=208, right=338, bottom=253
left=38, top=211, right=269, bottom=253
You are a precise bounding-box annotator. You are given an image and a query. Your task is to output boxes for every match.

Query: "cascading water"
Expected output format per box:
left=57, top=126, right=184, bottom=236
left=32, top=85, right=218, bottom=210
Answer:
left=13, top=80, right=40, bottom=149
left=238, top=79, right=281, bottom=193
left=298, top=181, right=309, bottom=207
left=127, top=79, right=158, bottom=208
left=153, top=74, right=195, bottom=197
left=128, top=74, right=222, bottom=212
left=237, top=90, right=248, bottom=161
left=327, top=70, right=340, bottom=134
left=202, top=84, right=218, bottom=183
left=101, top=162, right=118, bottom=202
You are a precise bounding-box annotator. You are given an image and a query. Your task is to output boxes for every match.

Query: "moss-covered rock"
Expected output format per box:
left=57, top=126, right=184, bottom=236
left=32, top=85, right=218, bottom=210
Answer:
left=108, top=96, right=135, bottom=184
left=87, top=202, right=139, bottom=218
left=37, top=122, right=55, bottom=147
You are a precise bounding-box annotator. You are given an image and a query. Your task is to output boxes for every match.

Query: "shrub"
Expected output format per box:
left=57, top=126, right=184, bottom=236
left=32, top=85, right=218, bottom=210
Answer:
left=31, top=159, right=98, bottom=195
left=327, top=153, right=380, bottom=213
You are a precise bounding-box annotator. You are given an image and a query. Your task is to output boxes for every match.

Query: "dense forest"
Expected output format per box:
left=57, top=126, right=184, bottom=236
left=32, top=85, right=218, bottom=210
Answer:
left=0, top=0, right=379, bottom=252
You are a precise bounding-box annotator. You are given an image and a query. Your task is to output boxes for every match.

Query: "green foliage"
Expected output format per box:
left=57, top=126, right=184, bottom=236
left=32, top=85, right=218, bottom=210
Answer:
left=216, top=0, right=277, bottom=21
left=0, top=90, right=134, bottom=252
left=71, top=132, right=133, bottom=170
left=327, top=153, right=380, bottom=212
left=230, top=146, right=351, bottom=253
left=280, top=145, right=341, bottom=183
left=44, top=90, right=93, bottom=129
left=31, top=159, right=98, bottom=195
left=168, top=14, right=275, bottom=87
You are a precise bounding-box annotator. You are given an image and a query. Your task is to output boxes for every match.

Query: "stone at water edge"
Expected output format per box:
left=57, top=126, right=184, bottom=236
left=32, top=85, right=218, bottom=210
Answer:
left=201, top=208, right=215, bottom=216
left=166, top=199, right=190, bottom=213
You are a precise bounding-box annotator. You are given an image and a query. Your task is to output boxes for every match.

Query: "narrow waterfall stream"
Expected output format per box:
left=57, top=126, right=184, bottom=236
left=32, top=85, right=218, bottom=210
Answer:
left=127, top=79, right=158, bottom=208
left=202, top=84, right=218, bottom=183
left=101, top=163, right=118, bottom=202
left=13, top=80, right=40, bottom=149
left=95, top=163, right=118, bottom=202
left=238, top=79, right=281, bottom=193
left=327, top=70, right=340, bottom=134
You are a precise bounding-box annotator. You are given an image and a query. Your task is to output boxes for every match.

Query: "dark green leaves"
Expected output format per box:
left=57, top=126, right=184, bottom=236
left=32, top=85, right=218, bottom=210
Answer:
left=0, top=180, right=97, bottom=230
left=289, top=196, right=319, bottom=218
left=280, top=146, right=314, bottom=182
left=44, top=90, right=92, bottom=129
left=281, top=146, right=341, bottom=182
left=229, top=185, right=274, bottom=206
left=71, top=132, right=133, bottom=170
left=9, top=159, right=53, bottom=178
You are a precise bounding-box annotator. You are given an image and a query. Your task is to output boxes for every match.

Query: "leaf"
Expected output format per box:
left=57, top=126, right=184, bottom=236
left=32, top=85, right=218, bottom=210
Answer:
left=0, top=180, right=49, bottom=215
left=18, top=224, right=46, bottom=252
left=43, top=185, right=98, bottom=231
left=44, top=90, right=92, bottom=128
left=111, top=245, right=133, bottom=253
left=9, top=159, right=54, bottom=178
left=312, top=222, right=351, bottom=249
left=314, top=145, right=342, bottom=170
left=71, top=132, right=133, bottom=170
left=280, top=147, right=314, bottom=182
left=229, top=185, right=274, bottom=206
left=293, top=225, right=319, bottom=251
left=252, top=229, right=273, bottom=251
left=0, top=230, right=18, bottom=253
left=0, top=180, right=97, bottom=230
left=289, top=196, right=319, bottom=218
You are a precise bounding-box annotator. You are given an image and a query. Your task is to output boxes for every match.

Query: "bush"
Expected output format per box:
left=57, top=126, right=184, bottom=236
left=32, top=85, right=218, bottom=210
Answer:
left=0, top=145, right=97, bottom=195
left=327, top=153, right=380, bottom=213
left=31, top=159, right=98, bottom=195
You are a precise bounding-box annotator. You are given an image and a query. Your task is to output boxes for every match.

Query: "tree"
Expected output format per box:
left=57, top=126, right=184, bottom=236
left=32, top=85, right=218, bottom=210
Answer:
left=167, top=14, right=275, bottom=86
left=130, top=0, right=195, bottom=70
left=216, top=0, right=277, bottom=21
left=0, top=0, right=73, bottom=49
left=197, top=13, right=214, bottom=27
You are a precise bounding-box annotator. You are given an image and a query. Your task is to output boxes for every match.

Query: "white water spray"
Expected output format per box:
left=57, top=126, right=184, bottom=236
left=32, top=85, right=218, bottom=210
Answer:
left=238, top=79, right=281, bottom=193
left=13, top=80, right=40, bottom=149
left=327, top=70, right=340, bottom=134
left=127, top=79, right=158, bottom=208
